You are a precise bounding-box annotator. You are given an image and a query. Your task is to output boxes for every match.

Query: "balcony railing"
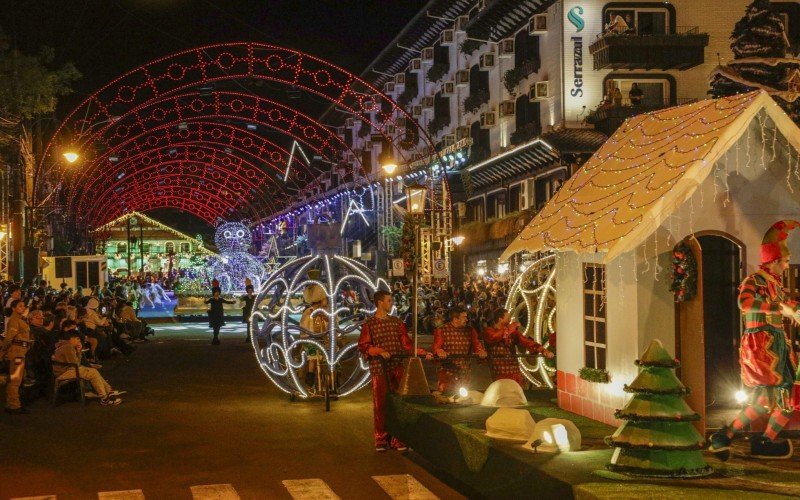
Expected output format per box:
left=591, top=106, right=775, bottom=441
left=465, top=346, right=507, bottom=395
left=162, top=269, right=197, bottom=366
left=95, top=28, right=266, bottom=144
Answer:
left=586, top=98, right=697, bottom=135
left=589, top=27, right=709, bottom=70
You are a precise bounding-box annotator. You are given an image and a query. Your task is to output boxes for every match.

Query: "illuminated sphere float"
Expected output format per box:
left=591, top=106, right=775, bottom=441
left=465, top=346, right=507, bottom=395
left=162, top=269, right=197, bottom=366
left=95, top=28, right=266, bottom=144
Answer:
left=249, top=254, right=390, bottom=398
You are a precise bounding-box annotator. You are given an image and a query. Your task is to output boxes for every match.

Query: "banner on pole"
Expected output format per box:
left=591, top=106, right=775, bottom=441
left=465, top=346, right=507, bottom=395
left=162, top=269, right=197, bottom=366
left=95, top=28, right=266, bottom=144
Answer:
left=391, top=258, right=405, bottom=277
left=433, top=259, right=447, bottom=278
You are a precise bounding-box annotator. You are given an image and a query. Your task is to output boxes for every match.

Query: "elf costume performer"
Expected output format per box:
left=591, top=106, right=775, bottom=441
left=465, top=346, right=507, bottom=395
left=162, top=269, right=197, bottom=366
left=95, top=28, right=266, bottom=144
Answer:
left=358, top=290, right=431, bottom=452
left=432, top=306, right=487, bottom=394
left=710, top=220, right=800, bottom=460
left=483, top=308, right=553, bottom=385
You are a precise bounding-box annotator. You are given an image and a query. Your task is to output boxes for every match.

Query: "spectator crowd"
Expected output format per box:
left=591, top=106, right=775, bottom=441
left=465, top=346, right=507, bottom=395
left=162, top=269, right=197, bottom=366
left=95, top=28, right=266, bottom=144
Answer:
left=0, top=277, right=155, bottom=414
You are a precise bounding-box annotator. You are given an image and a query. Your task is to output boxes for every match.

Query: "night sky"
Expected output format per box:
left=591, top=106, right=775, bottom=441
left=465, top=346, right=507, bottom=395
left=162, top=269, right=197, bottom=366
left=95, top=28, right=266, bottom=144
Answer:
left=1, top=1, right=427, bottom=236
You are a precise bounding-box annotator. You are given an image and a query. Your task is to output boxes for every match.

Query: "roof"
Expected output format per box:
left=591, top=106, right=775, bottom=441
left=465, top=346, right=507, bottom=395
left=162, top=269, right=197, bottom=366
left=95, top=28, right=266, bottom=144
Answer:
left=540, top=128, right=608, bottom=154
left=465, top=138, right=560, bottom=190
left=361, top=0, right=476, bottom=89
left=500, top=91, right=800, bottom=261
left=466, top=0, right=558, bottom=42
left=91, top=211, right=216, bottom=255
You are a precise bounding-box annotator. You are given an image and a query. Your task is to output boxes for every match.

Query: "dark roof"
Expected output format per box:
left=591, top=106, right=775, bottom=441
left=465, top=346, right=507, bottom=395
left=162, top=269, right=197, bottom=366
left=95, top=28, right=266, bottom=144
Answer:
left=466, top=138, right=560, bottom=190
left=364, top=0, right=477, bottom=89
left=465, top=0, right=558, bottom=42
left=540, top=128, right=608, bottom=154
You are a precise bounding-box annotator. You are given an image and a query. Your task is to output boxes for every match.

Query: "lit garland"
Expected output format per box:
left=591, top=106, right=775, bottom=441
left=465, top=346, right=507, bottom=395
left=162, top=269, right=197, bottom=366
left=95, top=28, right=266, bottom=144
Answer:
left=669, top=242, right=697, bottom=302
left=502, top=91, right=800, bottom=261
left=249, top=254, right=390, bottom=399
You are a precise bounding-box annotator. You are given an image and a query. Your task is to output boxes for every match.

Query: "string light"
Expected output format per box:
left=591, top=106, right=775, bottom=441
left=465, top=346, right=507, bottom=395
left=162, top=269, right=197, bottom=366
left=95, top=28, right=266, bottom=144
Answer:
left=208, top=220, right=266, bottom=293
left=249, top=254, right=389, bottom=399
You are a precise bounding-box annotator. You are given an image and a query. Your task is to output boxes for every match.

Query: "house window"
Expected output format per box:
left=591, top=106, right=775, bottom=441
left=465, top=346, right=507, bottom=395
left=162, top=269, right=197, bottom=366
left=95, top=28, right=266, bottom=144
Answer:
left=469, top=64, right=490, bottom=96
left=181, top=242, right=191, bottom=253
left=486, top=194, right=497, bottom=219
left=470, top=120, right=491, bottom=161
left=117, top=243, right=127, bottom=254
left=514, top=30, right=540, bottom=69
left=165, top=242, right=175, bottom=254
left=583, top=264, right=607, bottom=370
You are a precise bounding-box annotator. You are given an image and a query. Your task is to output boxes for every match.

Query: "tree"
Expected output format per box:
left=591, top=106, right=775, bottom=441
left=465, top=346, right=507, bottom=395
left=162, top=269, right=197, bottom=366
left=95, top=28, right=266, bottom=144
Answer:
left=0, top=31, right=81, bottom=204
left=606, top=340, right=711, bottom=478
left=709, top=0, right=799, bottom=124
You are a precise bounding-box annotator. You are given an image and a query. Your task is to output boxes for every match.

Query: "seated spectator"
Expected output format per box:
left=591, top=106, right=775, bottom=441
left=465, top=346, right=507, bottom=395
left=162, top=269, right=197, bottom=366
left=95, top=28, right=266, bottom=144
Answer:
left=115, top=300, right=144, bottom=340
left=53, top=330, right=123, bottom=406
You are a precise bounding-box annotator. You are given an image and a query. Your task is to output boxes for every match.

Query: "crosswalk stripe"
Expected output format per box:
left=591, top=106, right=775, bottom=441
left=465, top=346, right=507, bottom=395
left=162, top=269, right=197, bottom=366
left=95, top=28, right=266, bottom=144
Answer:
left=282, top=479, right=340, bottom=500
left=97, top=491, right=145, bottom=500
left=372, top=475, right=439, bottom=500
left=11, top=496, right=57, bottom=500
left=190, top=483, right=241, bottom=499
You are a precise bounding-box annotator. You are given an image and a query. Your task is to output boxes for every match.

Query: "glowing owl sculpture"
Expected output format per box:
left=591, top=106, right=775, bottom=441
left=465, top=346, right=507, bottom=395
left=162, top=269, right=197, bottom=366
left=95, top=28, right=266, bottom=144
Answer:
left=209, top=220, right=266, bottom=293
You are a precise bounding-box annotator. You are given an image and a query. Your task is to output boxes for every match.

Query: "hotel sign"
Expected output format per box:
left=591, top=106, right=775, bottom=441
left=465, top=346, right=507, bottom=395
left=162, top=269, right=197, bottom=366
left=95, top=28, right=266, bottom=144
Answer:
left=563, top=1, right=604, bottom=125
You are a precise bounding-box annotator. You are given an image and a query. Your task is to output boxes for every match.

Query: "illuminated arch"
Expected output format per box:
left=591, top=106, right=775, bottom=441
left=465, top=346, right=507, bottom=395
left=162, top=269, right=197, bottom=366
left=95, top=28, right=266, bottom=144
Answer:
left=42, top=42, right=447, bottom=227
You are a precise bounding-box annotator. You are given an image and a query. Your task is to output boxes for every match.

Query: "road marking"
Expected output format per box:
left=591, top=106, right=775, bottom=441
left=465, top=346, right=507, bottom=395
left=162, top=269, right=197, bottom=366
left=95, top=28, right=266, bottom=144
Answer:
left=372, top=475, right=439, bottom=500
left=282, top=479, right=340, bottom=499
left=190, top=483, right=241, bottom=499
left=97, top=491, right=145, bottom=500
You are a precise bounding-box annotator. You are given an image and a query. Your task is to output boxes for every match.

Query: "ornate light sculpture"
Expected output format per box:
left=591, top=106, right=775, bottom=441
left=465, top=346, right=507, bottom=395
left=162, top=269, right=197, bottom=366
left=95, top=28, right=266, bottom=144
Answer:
left=504, top=253, right=557, bottom=388
left=249, top=254, right=390, bottom=398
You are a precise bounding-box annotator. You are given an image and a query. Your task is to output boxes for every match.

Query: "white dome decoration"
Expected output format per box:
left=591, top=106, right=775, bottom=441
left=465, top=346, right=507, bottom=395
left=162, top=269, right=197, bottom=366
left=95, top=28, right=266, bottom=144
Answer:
left=525, top=418, right=582, bottom=453
left=480, top=379, right=528, bottom=407
left=249, top=254, right=390, bottom=398
left=485, top=408, right=536, bottom=441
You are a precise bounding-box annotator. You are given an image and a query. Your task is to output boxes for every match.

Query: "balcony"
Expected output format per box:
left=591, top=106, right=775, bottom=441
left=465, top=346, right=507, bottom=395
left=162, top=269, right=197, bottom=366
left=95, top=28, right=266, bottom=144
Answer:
left=586, top=98, right=697, bottom=136
left=589, top=27, right=709, bottom=71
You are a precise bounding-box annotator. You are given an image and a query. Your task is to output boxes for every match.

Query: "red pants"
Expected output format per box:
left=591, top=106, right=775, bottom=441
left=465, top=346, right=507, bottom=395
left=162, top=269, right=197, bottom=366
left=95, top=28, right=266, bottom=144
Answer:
left=370, top=363, right=403, bottom=446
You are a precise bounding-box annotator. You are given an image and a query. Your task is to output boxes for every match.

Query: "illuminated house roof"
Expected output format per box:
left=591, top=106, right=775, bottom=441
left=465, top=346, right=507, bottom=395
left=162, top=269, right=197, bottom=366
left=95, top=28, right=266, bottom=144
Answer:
left=501, top=91, right=800, bottom=261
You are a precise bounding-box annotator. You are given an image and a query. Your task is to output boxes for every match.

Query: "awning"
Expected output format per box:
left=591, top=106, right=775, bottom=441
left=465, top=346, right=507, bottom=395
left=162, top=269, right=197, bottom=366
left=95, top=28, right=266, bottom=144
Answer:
left=466, top=138, right=560, bottom=191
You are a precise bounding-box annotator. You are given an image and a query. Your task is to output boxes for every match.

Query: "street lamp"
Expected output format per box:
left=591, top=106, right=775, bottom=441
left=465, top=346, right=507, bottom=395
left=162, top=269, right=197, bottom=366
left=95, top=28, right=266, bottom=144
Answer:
left=398, top=182, right=431, bottom=398
left=62, top=151, right=79, bottom=163
left=451, top=235, right=465, bottom=246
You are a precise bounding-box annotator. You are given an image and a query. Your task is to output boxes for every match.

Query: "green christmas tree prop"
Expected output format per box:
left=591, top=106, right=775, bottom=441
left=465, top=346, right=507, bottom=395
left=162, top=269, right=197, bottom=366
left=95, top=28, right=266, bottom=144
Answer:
left=606, top=340, right=712, bottom=478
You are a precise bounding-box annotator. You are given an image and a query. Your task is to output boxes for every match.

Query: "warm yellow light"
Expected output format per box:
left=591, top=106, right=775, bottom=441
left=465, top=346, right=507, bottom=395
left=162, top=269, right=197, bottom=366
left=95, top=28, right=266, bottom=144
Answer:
left=382, top=162, right=397, bottom=175
left=735, top=390, right=747, bottom=404
left=452, top=235, right=465, bottom=246
left=0, top=231, right=5, bottom=241
left=458, top=387, right=468, bottom=398
left=63, top=152, right=79, bottom=163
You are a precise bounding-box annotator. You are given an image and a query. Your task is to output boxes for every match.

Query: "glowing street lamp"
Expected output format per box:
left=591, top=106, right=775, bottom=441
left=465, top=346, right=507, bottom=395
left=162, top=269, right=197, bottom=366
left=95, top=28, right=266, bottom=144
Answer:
left=405, top=183, right=427, bottom=214
left=451, top=235, right=465, bottom=246
left=381, top=160, right=397, bottom=176
left=62, top=151, right=79, bottom=163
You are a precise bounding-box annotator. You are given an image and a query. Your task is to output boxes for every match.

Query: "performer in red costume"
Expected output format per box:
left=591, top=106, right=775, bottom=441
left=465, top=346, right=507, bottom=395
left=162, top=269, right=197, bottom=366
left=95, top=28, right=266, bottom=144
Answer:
left=358, top=290, right=431, bottom=452
left=710, top=221, right=800, bottom=460
left=432, top=306, right=487, bottom=394
left=483, top=308, right=553, bottom=385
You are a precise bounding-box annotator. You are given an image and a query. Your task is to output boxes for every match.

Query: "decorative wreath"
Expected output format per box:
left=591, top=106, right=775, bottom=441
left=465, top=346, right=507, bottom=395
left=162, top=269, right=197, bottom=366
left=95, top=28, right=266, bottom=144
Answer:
left=670, top=242, right=697, bottom=302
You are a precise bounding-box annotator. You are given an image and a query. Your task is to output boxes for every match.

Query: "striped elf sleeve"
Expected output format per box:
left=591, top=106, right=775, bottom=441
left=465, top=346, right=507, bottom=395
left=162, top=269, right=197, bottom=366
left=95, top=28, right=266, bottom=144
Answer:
left=738, top=277, right=782, bottom=314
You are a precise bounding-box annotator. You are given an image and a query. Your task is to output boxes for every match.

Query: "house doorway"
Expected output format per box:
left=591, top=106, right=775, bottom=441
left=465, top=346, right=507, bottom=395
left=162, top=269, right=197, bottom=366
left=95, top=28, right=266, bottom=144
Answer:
left=676, top=233, right=744, bottom=433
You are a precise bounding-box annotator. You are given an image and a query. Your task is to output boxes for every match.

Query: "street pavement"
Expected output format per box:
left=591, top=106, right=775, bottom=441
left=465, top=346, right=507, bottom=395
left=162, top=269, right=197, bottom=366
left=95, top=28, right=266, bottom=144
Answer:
left=0, top=323, right=464, bottom=500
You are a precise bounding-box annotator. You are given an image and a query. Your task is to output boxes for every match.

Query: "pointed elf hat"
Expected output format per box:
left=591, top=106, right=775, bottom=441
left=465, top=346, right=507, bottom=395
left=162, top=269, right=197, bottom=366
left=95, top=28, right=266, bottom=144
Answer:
left=761, top=220, right=800, bottom=264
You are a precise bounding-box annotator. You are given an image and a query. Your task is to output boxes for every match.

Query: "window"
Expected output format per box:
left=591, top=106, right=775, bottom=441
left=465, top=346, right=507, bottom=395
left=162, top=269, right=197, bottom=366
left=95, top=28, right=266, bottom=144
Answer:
left=181, top=242, right=191, bottom=253
left=469, top=64, right=489, bottom=96
left=606, top=77, right=670, bottom=107
left=76, top=261, right=101, bottom=288
left=467, top=198, right=485, bottom=222
left=514, top=30, right=540, bottom=69
left=509, top=184, right=522, bottom=212
left=142, top=243, right=151, bottom=254
left=583, top=264, right=607, bottom=370
left=117, top=243, right=127, bottom=254
left=603, top=6, right=670, bottom=35
left=165, top=242, right=175, bottom=254
left=470, top=120, right=491, bottom=161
